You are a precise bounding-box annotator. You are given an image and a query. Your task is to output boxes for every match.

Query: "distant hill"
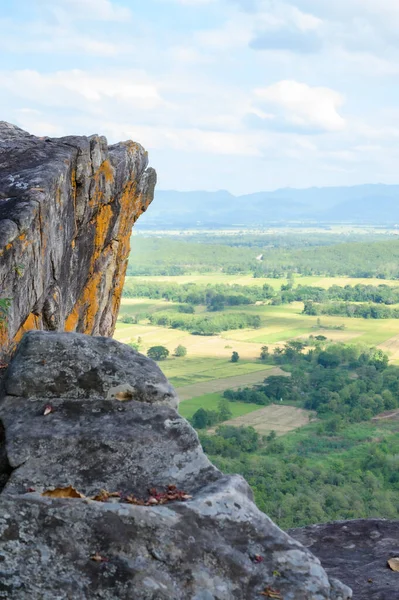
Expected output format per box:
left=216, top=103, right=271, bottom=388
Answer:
left=141, top=184, right=399, bottom=227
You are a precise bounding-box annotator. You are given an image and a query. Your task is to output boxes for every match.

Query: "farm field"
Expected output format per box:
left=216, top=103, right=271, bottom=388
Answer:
left=222, top=303, right=399, bottom=349
left=207, top=404, right=314, bottom=436
left=178, top=392, right=261, bottom=420
left=118, top=237, right=399, bottom=527
left=113, top=270, right=399, bottom=449
left=114, top=320, right=266, bottom=360
left=124, top=274, right=399, bottom=290
left=160, top=357, right=273, bottom=388
left=175, top=366, right=282, bottom=400
left=115, top=297, right=399, bottom=360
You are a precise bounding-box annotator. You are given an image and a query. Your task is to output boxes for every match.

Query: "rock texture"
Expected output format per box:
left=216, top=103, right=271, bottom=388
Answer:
left=290, top=520, right=399, bottom=600
left=0, top=331, right=352, bottom=600
left=0, top=122, right=156, bottom=360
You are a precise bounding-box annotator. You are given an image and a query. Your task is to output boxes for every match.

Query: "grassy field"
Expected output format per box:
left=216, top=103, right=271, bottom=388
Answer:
left=178, top=392, right=261, bottom=420
left=115, top=298, right=399, bottom=361
left=114, top=321, right=266, bottom=360
left=159, top=357, right=272, bottom=388
left=222, top=302, right=399, bottom=348
left=175, top=367, right=282, bottom=400
left=207, top=404, right=313, bottom=436
left=124, top=274, right=399, bottom=289
left=113, top=272, right=399, bottom=441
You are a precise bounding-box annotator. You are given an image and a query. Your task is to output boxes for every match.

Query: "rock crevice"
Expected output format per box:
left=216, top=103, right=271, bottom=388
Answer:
left=0, top=122, right=156, bottom=359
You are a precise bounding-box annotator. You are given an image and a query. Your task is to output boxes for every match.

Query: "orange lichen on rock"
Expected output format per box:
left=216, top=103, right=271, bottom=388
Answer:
left=64, top=305, right=80, bottom=333
left=0, top=323, right=8, bottom=350
left=99, top=159, right=115, bottom=184
left=94, top=204, right=113, bottom=258
left=0, top=123, right=156, bottom=359
left=13, top=313, right=42, bottom=345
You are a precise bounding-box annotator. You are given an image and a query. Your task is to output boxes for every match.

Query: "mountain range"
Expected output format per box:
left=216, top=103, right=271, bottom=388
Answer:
left=140, top=184, right=399, bottom=227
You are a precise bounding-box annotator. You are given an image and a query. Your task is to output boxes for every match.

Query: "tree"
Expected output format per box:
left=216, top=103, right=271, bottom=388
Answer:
left=231, top=351, right=239, bottom=363
left=174, top=345, right=187, bottom=357
left=147, top=346, right=169, bottom=361
left=218, top=397, right=232, bottom=421
left=260, top=346, right=269, bottom=360
left=192, top=408, right=208, bottom=429
left=317, top=351, right=340, bottom=369
left=267, top=430, right=277, bottom=442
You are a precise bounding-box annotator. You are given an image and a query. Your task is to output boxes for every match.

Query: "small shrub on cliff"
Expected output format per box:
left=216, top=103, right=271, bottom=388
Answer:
left=0, top=298, right=11, bottom=325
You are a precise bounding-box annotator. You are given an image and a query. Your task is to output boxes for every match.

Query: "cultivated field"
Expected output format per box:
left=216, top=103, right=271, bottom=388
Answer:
left=114, top=271, right=399, bottom=441
left=115, top=298, right=399, bottom=361
left=178, top=392, right=261, bottom=420
left=124, top=274, right=399, bottom=290
left=208, top=404, right=314, bottom=436
left=175, top=366, right=283, bottom=401
left=114, top=320, right=266, bottom=361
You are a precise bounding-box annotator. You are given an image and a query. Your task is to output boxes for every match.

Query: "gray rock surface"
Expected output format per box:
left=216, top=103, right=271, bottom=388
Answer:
left=0, top=331, right=352, bottom=599
left=290, top=519, right=399, bottom=600
left=4, top=331, right=178, bottom=406
left=0, top=122, right=156, bottom=360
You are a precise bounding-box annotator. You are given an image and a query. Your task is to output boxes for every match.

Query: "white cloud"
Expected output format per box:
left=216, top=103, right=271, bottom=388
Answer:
left=169, top=0, right=216, bottom=4
left=0, top=70, right=163, bottom=112
left=2, top=0, right=399, bottom=191
left=254, top=80, right=346, bottom=132
left=48, top=0, right=132, bottom=22
left=195, top=18, right=253, bottom=50
left=119, top=125, right=263, bottom=156
left=0, top=17, right=133, bottom=57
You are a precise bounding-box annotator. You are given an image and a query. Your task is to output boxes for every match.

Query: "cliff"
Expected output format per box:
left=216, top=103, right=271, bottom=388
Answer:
left=0, top=331, right=351, bottom=600
left=0, top=122, right=156, bottom=359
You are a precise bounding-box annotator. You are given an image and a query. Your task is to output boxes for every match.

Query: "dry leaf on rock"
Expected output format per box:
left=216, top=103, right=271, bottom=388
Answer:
left=115, top=391, right=133, bottom=401
left=260, top=587, right=283, bottom=599
left=252, top=554, right=264, bottom=564
left=92, top=490, right=121, bottom=502
left=90, top=553, right=109, bottom=563
left=42, top=486, right=86, bottom=499
left=388, top=557, right=399, bottom=571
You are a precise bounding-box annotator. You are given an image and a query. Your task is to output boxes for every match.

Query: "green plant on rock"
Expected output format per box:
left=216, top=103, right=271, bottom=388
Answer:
left=0, top=298, right=12, bottom=324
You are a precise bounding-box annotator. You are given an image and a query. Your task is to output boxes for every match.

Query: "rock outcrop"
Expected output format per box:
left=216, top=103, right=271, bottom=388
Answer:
left=0, top=331, right=352, bottom=600
left=0, top=122, right=156, bottom=360
left=290, top=519, right=399, bottom=600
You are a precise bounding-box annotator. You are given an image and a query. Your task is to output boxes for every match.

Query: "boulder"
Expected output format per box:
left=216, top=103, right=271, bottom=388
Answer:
left=0, top=332, right=352, bottom=599
left=290, top=519, right=399, bottom=600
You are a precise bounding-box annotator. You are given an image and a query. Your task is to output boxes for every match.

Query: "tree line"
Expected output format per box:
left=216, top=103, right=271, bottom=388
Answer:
left=148, top=311, right=261, bottom=335
left=122, top=280, right=399, bottom=321
left=123, top=280, right=274, bottom=307
left=303, top=301, right=399, bottom=319
left=128, top=236, right=399, bottom=279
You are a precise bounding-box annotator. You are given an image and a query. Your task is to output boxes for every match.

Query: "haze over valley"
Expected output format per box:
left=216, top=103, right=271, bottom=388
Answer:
left=145, top=185, right=399, bottom=227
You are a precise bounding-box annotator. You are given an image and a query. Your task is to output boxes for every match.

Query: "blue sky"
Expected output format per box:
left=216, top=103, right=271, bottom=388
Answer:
left=1, top=0, right=399, bottom=193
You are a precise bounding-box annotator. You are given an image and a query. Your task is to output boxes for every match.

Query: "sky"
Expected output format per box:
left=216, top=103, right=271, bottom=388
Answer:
left=1, top=0, right=399, bottom=194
